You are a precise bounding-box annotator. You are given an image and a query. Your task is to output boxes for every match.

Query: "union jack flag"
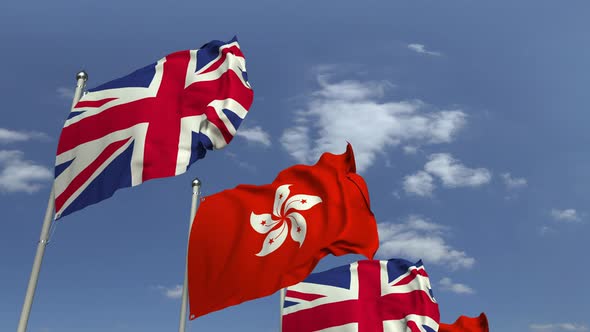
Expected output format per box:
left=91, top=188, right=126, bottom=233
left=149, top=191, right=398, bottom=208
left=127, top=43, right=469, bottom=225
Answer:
left=54, top=37, right=253, bottom=219
left=282, top=259, right=440, bottom=332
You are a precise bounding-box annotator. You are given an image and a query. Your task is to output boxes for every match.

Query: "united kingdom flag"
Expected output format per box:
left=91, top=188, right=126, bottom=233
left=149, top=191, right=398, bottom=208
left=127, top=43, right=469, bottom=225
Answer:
left=282, top=259, right=440, bottom=332
left=54, top=37, right=253, bottom=219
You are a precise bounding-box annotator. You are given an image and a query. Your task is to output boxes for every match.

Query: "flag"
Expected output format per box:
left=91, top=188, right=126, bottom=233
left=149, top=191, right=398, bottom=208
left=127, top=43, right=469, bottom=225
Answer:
left=439, top=313, right=489, bottom=332
left=187, top=144, right=379, bottom=319
left=53, top=37, right=253, bottom=219
left=282, top=258, right=440, bottom=332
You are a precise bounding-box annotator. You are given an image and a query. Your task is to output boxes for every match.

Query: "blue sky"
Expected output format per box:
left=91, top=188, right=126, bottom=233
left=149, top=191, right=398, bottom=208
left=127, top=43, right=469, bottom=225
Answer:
left=1, top=1, right=589, bottom=331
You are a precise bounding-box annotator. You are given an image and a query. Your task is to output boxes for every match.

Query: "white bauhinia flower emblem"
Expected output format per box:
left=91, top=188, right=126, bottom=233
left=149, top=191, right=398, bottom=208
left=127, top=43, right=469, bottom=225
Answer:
left=250, top=184, right=322, bottom=257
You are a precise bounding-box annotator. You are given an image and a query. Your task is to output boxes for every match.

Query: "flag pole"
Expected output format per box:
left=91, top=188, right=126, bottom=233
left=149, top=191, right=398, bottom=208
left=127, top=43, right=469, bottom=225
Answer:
left=279, top=288, right=285, bottom=332
left=179, top=177, right=202, bottom=332
left=17, top=71, right=88, bottom=332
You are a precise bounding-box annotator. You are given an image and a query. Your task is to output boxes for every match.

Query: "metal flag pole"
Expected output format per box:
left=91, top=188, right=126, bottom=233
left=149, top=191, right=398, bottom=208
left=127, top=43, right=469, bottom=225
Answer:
left=279, top=288, right=286, bottom=332
left=17, top=71, right=88, bottom=332
left=179, top=178, right=202, bottom=332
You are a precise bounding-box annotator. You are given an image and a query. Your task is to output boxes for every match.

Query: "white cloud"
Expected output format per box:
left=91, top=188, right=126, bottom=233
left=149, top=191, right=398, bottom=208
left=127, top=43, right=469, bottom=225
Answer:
left=408, top=43, right=442, bottom=56
left=155, top=285, right=183, bottom=299
left=377, top=216, right=475, bottom=270
left=56, top=87, right=74, bottom=99
left=439, top=277, right=475, bottom=294
left=225, top=152, right=256, bottom=172
left=281, top=119, right=311, bottom=163
left=551, top=209, right=581, bottom=222
left=403, top=146, right=419, bottom=154
left=529, top=323, right=588, bottom=331
left=312, top=78, right=392, bottom=101
left=501, top=172, right=527, bottom=189
left=403, top=171, right=435, bottom=196
left=539, top=226, right=553, bottom=235
left=281, top=76, right=466, bottom=172
left=403, top=153, right=492, bottom=196
left=0, top=128, right=48, bottom=144
left=236, top=126, right=272, bottom=147
left=0, top=150, right=53, bottom=193
left=424, top=153, right=491, bottom=187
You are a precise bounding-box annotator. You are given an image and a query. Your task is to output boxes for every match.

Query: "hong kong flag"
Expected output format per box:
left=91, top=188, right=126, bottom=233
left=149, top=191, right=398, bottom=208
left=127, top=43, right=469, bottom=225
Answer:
left=187, top=143, right=379, bottom=319
left=439, top=313, right=489, bottom=332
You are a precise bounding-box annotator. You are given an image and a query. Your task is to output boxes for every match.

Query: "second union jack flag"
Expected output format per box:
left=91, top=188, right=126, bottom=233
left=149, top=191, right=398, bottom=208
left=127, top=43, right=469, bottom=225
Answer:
left=282, top=259, right=440, bottom=332
left=54, top=37, right=253, bottom=219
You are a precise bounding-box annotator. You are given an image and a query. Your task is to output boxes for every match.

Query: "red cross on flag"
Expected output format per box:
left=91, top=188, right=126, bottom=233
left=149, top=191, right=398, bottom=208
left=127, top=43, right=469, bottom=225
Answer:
left=54, top=37, right=252, bottom=219
left=282, top=259, right=440, bottom=332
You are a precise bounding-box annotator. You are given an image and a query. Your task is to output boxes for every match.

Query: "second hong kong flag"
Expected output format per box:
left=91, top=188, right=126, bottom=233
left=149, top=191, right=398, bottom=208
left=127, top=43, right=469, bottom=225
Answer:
left=187, top=144, right=379, bottom=319
left=439, top=313, right=489, bottom=332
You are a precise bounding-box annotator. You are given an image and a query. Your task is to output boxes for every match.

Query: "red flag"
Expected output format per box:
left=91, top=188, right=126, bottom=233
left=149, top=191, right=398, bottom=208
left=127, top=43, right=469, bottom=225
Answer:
left=439, top=313, right=489, bottom=332
left=187, top=144, right=379, bottom=319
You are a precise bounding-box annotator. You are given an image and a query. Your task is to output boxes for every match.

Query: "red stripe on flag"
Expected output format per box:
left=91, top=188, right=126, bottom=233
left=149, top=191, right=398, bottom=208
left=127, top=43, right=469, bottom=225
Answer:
left=407, top=320, right=423, bottom=332
left=284, top=292, right=439, bottom=332
left=286, top=290, right=326, bottom=302
left=141, top=50, right=189, bottom=180
left=284, top=261, right=439, bottom=332
left=379, top=290, right=440, bottom=321
left=186, top=65, right=253, bottom=110
left=56, top=98, right=152, bottom=155
left=357, top=260, right=383, bottom=332
left=201, top=45, right=245, bottom=75
left=185, top=70, right=253, bottom=143
left=283, top=300, right=366, bottom=332
left=75, top=98, right=118, bottom=108
left=396, top=268, right=429, bottom=286
left=224, top=45, right=245, bottom=59
left=55, top=138, right=130, bottom=213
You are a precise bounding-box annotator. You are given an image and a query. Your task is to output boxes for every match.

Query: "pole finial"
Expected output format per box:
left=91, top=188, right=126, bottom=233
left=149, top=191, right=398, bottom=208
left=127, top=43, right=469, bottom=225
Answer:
left=76, top=71, right=88, bottom=82
left=192, top=178, right=202, bottom=188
